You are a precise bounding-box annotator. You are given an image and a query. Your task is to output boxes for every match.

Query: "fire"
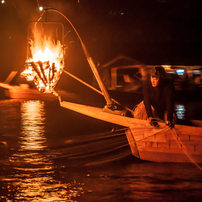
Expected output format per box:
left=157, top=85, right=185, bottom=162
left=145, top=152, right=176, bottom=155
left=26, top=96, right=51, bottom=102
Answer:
left=21, top=30, right=64, bottom=94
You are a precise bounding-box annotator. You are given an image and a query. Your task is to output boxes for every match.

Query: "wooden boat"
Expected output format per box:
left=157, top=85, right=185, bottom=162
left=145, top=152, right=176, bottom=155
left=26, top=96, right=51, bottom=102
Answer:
left=0, top=71, right=54, bottom=99
left=60, top=100, right=202, bottom=164
left=0, top=71, right=74, bottom=100
left=56, top=20, right=202, bottom=166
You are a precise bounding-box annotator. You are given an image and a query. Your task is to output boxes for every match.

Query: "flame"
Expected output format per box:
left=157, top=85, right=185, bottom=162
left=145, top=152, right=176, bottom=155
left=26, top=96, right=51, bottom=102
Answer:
left=21, top=30, right=64, bottom=94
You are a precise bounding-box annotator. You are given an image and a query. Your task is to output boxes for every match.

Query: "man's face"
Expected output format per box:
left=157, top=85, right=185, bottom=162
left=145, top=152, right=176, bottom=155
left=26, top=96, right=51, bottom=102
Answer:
left=150, top=76, right=159, bottom=87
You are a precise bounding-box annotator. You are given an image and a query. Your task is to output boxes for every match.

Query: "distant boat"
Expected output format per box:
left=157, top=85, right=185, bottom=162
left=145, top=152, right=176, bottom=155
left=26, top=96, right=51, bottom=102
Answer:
left=0, top=71, right=74, bottom=100
left=99, top=62, right=202, bottom=93
left=0, top=71, right=54, bottom=99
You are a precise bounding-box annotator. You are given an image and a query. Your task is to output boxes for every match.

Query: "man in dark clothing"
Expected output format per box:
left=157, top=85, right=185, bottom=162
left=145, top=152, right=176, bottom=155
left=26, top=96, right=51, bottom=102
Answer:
left=143, top=67, right=175, bottom=127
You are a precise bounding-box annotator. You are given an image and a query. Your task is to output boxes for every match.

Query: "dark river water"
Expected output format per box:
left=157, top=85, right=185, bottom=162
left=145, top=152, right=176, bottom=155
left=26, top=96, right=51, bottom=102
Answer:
left=0, top=98, right=202, bottom=202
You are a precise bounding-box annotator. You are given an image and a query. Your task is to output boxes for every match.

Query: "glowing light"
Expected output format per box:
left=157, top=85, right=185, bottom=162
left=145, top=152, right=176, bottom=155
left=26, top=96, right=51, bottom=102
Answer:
left=176, top=69, right=184, bottom=75
left=161, top=65, right=171, bottom=70
left=193, top=69, right=201, bottom=75
left=39, top=6, right=43, bottom=11
left=1, top=0, right=5, bottom=4
left=175, top=104, right=185, bottom=120
left=21, top=27, right=64, bottom=94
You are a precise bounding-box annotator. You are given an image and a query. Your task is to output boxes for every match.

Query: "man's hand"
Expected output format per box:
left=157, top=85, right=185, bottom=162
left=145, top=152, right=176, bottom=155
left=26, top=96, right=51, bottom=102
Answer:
left=148, top=117, right=159, bottom=128
left=148, top=117, right=153, bottom=123
left=166, top=121, right=173, bottom=128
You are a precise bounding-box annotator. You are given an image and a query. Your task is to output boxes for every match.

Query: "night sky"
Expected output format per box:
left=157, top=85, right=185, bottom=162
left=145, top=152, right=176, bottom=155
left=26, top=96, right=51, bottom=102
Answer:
left=0, top=0, right=202, bottom=81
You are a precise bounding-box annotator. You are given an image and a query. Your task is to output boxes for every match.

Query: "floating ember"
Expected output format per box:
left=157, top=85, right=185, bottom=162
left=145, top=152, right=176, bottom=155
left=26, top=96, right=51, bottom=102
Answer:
left=21, top=26, right=64, bottom=94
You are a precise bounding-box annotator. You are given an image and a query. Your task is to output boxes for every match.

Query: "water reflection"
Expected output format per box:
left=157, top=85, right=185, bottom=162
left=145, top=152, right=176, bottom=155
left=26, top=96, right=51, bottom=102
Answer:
left=175, top=104, right=186, bottom=120
left=5, top=100, right=84, bottom=201
left=20, top=100, right=46, bottom=151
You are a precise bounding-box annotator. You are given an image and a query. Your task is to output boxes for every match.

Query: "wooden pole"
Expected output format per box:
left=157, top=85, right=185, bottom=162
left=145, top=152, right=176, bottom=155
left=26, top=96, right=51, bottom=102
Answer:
left=81, top=43, right=113, bottom=105
left=40, top=9, right=113, bottom=105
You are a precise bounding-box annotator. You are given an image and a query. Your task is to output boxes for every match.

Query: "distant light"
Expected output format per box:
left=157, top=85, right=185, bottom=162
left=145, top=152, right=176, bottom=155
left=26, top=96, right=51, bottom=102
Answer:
left=121, top=13, right=124, bottom=15
left=193, top=69, right=201, bottom=75
left=162, top=65, right=171, bottom=70
left=166, top=71, right=175, bottom=74
left=39, top=6, right=43, bottom=11
left=175, top=104, right=185, bottom=120
left=1, top=0, right=5, bottom=4
left=176, top=69, right=184, bottom=75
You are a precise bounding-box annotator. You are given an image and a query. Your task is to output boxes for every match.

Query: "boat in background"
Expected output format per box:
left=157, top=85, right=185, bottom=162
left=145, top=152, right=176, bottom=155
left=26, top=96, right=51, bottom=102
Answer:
left=96, top=59, right=202, bottom=102
left=0, top=71, right=54, bottom=99
left=98, top=56, right=202, bottom=94
left=0, top=71, right=76, bottom=100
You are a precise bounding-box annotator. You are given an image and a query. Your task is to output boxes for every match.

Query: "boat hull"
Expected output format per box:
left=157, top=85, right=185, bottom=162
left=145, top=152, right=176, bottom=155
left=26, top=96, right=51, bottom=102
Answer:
left=126, top=125, right=202, bottom=163
left=138, top=151, right=202, bottom=163
left=60, top=100, right=202, bottom=164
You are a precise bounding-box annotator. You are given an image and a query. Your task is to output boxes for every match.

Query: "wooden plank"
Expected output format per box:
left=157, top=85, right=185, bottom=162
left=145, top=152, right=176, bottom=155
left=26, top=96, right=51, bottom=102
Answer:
left=175, top=125, right=202, bottom=135
left=60, top=101, right=151, bottom=128
left=0, top=82, right=12, bottom=89
left=137, top=141, right=202, bottom=151
left=125, top=128, right=140, bottom=158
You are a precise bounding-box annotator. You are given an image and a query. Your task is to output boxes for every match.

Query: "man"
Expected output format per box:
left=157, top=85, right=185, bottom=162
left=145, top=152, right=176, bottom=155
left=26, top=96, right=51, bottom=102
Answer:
left=143, top=66, right=175, bottom=127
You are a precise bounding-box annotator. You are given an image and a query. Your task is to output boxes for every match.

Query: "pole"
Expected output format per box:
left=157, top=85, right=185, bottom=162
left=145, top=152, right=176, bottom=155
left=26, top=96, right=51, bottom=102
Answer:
left=38, top=8, right=114, bottom=105
left=80, top=40, right=113, bottom=105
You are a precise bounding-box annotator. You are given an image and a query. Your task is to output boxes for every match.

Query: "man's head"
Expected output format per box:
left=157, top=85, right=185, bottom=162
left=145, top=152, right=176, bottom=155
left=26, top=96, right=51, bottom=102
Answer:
left=150, top=77, right=159, bottom=87
left=150, top=67, right=166, bottom=87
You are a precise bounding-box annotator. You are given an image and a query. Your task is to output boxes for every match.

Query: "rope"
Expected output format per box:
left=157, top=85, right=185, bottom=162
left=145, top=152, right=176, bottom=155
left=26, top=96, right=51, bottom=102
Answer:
left=127, top=125, right=202, bottom=170
left=63, top=70, right=134, bottom=113
left=128, top=126, right=170, bottom=143
left=170, top=128, right=202, bottom=171
left=128, top=125, right=202, bottom=170
left=63, top=70, right=103, bottom=96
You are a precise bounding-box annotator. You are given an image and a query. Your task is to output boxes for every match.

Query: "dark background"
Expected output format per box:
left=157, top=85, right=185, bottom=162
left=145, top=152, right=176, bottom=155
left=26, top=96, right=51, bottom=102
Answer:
left=0, top=0, right=201, bottom=83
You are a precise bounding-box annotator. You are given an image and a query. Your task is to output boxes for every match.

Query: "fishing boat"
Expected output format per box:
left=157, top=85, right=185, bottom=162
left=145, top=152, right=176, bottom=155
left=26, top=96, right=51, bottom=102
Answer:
left=60, top=100, right=202, bottom=164
left=0, top=71, right=73, bottom=100
left=59, top=43, right=202, bottom=165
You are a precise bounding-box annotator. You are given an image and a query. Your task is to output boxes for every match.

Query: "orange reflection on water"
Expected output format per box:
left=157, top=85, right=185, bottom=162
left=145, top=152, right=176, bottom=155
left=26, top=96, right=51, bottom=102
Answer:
left=6, top=100, right=83, bottom=201
left=20, top=100, right=46, bottom=151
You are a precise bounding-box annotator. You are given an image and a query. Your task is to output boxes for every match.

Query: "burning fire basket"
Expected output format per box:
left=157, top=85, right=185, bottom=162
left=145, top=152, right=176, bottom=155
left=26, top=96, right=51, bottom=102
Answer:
left=21, top=21, right=65, bottom=94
